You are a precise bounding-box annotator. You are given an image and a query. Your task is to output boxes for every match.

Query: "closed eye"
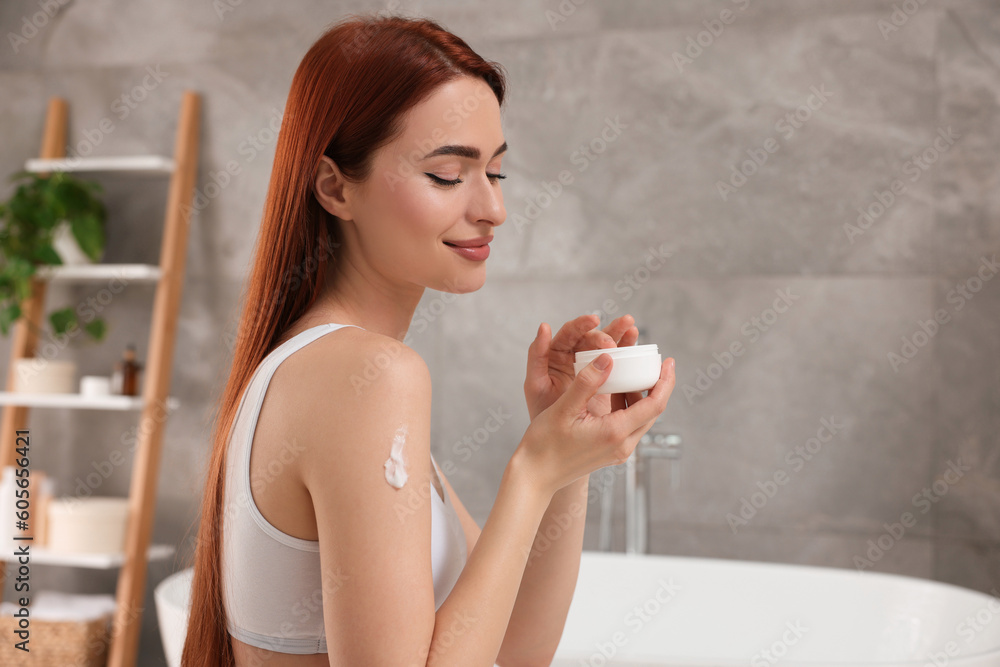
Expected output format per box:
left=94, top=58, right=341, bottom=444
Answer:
left=426, top=172, right=507, bottom=187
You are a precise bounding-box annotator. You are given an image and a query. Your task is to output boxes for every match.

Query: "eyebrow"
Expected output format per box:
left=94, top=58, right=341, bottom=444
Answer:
left=421, top=141, right=507, bottom=161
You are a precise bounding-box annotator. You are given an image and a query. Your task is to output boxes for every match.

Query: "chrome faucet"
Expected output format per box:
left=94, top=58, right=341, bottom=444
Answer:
left=626, top=428, right=682, bottom=554
left=593, top=324, right=683, bottom=554
left=594, top=418, right=683, bottom=554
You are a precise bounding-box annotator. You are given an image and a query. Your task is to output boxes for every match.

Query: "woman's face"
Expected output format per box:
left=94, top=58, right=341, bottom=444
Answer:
left=319, top=75, right=507, bottom=295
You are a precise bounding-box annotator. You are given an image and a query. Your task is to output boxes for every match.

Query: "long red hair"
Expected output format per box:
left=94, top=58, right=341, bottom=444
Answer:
left=180, top=13, right=506, bottom=666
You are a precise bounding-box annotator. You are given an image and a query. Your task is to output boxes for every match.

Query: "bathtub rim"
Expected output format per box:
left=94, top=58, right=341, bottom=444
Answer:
left=578, top=549, right=999, bottom=605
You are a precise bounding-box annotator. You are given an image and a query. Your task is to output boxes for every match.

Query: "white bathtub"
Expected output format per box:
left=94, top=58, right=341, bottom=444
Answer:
left=157, top=552, right=1000, bottom=666
left=551, top=551, right=1000, bottom=666
left=155, top=567, right=192, bottom=667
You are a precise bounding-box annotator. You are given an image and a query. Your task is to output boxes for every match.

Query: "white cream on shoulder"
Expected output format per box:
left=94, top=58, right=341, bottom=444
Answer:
left=383, top=424, right=409, bottom=489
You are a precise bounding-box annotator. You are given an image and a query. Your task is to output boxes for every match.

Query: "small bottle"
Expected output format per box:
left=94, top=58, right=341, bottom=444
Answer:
left=113, top=344, right=143, bottom=396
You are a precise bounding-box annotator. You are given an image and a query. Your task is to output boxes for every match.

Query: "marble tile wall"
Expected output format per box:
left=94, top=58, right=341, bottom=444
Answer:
left=0, top=0, right=997, bottom=663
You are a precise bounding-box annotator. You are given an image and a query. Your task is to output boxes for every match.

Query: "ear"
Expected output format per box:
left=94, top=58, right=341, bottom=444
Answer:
left=314, top=155, right=355, bottom=221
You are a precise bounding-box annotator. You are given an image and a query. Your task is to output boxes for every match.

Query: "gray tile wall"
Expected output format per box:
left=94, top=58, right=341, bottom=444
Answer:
left=0, top=0, right=997, bottom=663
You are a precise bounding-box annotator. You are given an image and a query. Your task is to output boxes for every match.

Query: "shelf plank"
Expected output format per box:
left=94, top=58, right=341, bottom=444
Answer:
left=0, top=391, right=179, bottom=412
left=0, top=543, right=176, bottom=569
left=34, top=263, right=162, bottom=283
left=24, top=155, right=175, bottom=174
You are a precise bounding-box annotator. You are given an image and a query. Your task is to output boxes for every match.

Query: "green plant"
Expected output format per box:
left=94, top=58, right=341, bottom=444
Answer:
left=0, top=170, right=108, bottom=341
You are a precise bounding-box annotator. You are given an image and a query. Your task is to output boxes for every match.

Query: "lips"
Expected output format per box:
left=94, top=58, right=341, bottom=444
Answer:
left=444, top=235, right=493, bottom=248
left=445, top=239, right=491, bottom=261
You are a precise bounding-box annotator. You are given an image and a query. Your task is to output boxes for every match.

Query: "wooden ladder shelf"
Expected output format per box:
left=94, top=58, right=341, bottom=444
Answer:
left=0, top=90, right=201, bottom=667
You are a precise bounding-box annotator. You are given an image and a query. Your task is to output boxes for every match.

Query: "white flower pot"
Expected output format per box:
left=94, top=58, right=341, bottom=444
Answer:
left=52, top=219, right=102, bottom=265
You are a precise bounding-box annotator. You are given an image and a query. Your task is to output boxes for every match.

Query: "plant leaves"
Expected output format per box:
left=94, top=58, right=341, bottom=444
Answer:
left=0, top=302, right=21, bottom=335
left=70, top=211, right=106, bottom=261
left=48, top=306, right=74, bottom=335
left=34, top=243, right=62, bottom=266
left=85, top=317, right=107, bottom=341
left=0, top=170, right=107, bottom=341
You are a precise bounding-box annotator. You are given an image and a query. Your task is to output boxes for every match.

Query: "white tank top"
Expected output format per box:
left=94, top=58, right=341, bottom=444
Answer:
left=221, top=322, right=469, bottom=653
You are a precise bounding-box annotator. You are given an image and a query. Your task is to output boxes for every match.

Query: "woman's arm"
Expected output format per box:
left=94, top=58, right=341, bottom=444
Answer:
left=437, top=463, right=586, bottom=666
left=427, top=449, right=555, bottom=666
left=297, top=333, right=558, bottom=667
left=495, top=474, right=590, bottom=666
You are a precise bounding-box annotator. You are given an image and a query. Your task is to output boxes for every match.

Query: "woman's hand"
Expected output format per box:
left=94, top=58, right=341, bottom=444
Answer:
left=516, top=350, right=677, bottom=496
left=523, top=313, right=644, bottom=422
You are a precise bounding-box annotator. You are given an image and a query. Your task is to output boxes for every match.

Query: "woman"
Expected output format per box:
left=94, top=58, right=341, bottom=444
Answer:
left=182, top=13, right=676, bottom=667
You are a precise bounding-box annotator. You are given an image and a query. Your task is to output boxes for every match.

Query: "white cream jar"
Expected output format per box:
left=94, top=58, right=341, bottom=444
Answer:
left=574, top=344, right=661, bottom=394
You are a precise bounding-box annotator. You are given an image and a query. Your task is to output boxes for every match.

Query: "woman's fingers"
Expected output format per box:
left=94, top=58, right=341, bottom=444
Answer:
left=550, top=314, right=601, bottom=355
left=525, top=322, right=552, bottom=384
left=564, top=314, right=637, bottom=362
left=555, top=352, right=615, bottom=418
left=602, top=315, right=636, bottom=346
left=580, top=317, right=633, bottom=352
left=627, top=414, right=661, bottom=445
left=604, top=358, right=676, bottom=433
left=591, top=315, right=634, bottom=347
left=623, top=388, right=645, bottom=409
left=580, top=330, right=618, bottom=357
left=617, top=324, right=639, bottom=347
left=609, top=386, right=643, bottom=413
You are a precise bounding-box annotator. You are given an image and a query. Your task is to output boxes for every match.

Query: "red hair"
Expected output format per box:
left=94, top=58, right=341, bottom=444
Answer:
left=180, top=13, right=506, bottom=666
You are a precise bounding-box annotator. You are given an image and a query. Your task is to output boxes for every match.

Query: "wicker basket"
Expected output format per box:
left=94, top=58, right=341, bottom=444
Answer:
left=0, top=612, right=112, bottom=667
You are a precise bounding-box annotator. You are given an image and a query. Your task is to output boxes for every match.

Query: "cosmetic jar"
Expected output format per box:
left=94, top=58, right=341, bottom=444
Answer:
left=12, top=358, right=76, bottom=393
left=80, top=375, right=112, bottom=397
left=47, top=497, right=130, bottom=554
left=573, top=344, right=661, bottom=394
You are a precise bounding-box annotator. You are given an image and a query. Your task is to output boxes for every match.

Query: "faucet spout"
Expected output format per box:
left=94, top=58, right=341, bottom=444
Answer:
left=624, top=428, right=683, bottom=555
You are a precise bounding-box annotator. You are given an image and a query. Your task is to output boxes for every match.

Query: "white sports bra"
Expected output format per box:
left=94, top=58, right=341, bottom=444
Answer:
left=221, top=322, right=468, bottom=653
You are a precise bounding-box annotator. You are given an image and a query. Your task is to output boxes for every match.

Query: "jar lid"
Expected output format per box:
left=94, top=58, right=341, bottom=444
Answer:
left=575, top=343, right=659, bottom=364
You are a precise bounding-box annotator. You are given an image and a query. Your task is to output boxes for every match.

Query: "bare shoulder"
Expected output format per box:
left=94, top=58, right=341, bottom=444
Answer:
left=269, top=326, right=432, bottom=480
left=273, top=326, right=430, bottom=404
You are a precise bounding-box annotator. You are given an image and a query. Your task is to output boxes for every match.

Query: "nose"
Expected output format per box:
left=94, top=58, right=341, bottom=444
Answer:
left=472, top=173, right=506, bottom=228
